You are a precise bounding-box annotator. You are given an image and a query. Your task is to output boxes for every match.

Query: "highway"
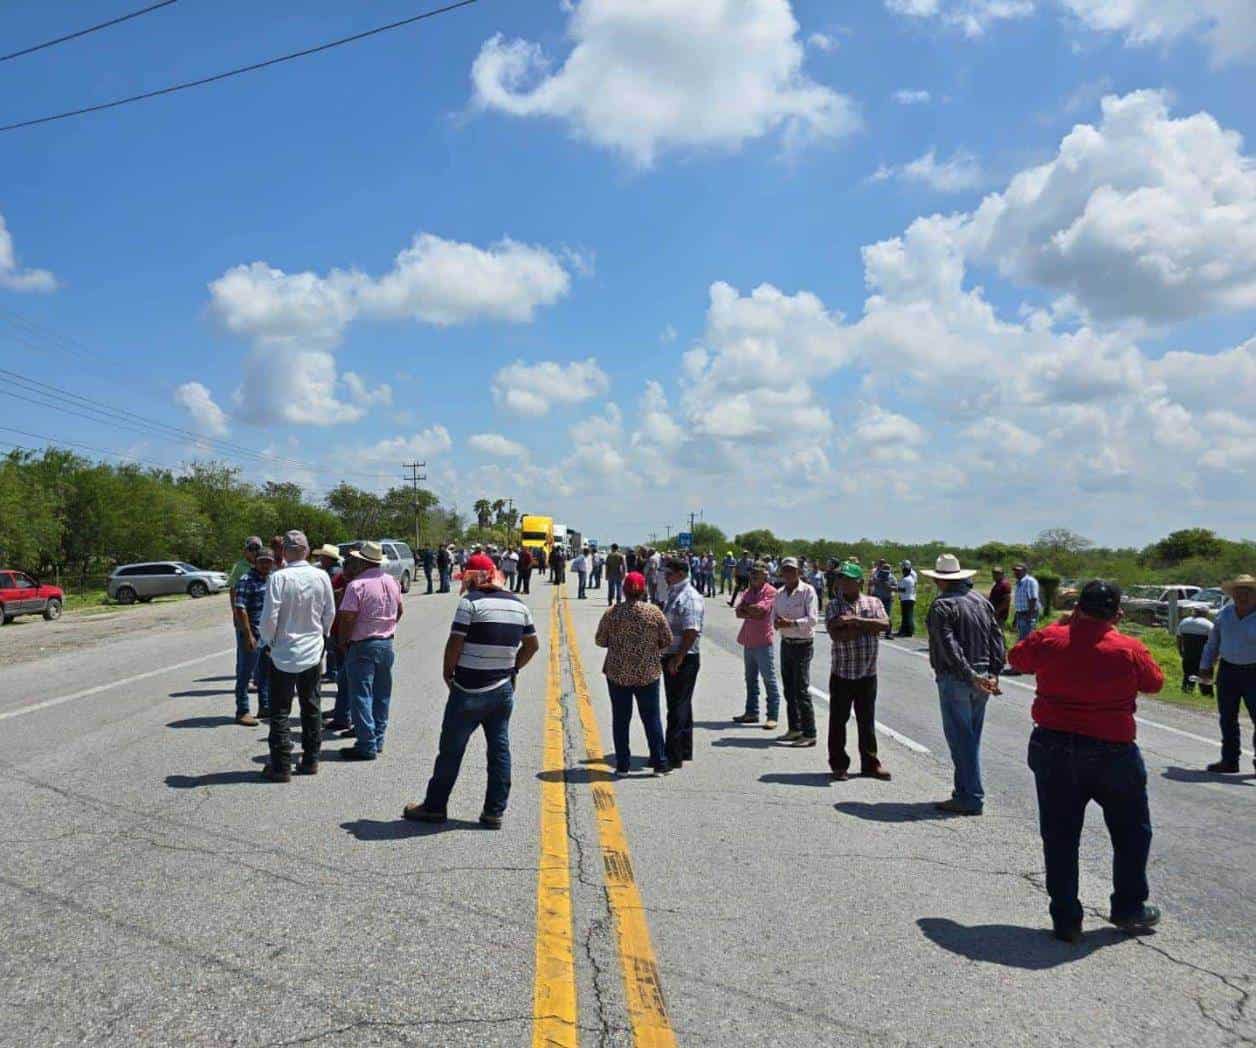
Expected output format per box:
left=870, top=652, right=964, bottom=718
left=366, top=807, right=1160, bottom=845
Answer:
left=1, top=580, right=1252, bottom=1046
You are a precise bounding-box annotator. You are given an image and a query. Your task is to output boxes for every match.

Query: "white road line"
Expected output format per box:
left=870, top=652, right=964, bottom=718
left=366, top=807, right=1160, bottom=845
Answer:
left=808, top=685, right=931, bottom=754
left=879, top=640, right=1251, bottom=757
left=0, top=648, right=233, bottom=722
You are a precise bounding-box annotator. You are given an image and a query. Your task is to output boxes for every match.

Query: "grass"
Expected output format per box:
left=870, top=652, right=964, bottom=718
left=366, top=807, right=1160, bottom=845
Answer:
left=59, top=588, right=193, bottom=615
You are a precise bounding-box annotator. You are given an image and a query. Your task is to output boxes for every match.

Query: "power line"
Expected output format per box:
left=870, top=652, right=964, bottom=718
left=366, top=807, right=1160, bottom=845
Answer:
left=0, top=0, right=479, bottom=134
left=1, top=1, right=179, bottom=64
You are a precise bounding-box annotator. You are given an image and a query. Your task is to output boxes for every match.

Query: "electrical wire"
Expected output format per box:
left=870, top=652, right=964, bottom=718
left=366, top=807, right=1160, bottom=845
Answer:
left=1, top=1, right=179, bottom=64
left=0, top=0, right=479, bottom=133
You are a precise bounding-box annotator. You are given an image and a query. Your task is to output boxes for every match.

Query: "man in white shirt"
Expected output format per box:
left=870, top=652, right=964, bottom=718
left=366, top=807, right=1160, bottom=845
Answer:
left=571, top=548, right=590, bottom=600
left=501, top=548, right=519, bottom=592
left=1177, top=609, right=1215, bottom=697
left=773, top=558, right=819, bottom=746
left=258, top=530, right=336, bottom=782
left=896, top=560, right=919, bottom=638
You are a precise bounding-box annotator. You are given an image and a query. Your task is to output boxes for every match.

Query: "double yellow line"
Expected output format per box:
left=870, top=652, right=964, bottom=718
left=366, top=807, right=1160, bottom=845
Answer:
left=533, top=591, right=677, bottom=1048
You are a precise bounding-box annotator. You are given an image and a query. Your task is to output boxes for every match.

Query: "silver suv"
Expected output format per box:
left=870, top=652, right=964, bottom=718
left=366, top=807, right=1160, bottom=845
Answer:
left=336, top=540, right=416, bottom=593
left=107, top=562, right=229, bottom=604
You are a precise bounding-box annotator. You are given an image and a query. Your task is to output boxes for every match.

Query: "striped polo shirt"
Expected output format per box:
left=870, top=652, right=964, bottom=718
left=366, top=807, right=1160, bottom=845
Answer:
left=450, top=587, right=536, bottom=692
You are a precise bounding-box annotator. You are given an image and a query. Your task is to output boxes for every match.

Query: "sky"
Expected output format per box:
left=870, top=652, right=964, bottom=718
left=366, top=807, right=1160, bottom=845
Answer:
left=1, top=0, right=1253, bottom=548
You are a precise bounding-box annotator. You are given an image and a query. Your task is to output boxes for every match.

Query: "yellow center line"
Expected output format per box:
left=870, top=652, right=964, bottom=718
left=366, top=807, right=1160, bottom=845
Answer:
left=533, top=592, right=579, bottom=1047
left=560, top=595, right=678, bottom=1048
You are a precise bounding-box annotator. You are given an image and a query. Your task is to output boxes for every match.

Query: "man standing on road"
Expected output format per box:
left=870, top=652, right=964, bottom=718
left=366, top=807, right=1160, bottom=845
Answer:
left=312, top=544, right=343, bottom=683
left=661, top=557, right=704, bottom=770
left=437, top=544, right=453, bottom=593
left=404, top=554, right=539, bottom=828
left=605, top=543, right=626, bottom=606
left=258, top=531, right=335, bottom=782
left=988, top=567, right=1012, bottom=629
left=1012, top=563, right=1040, bottom=642
left=231, top=548, right=274, bottom=725
left=336, top=542, right=403, bottom=762
left=729, top=550, right=753, bottom=607
left=572, top=547, right=590, bottom=600
left=421, top=546, right=435, bottom=595
left=516, top=546, right=533, bottom=594
left=922, top=554, right=1005, bottom=816
left=228, top=536, right=264, bottom=702
left=501, top=547, right=518, bottom=593
left=896, top=560, right=918, bottom=638
left=871, top=560, right=896, bottom=639
left=825, top=564, right=892, bottom=782
left=590, top=548, right=603, bottom=591
left=1009, top=581, right=1165, bottom=940
left=325, top=553, right=366, bottom=735
left=1176, top=609, right=1214, bottom=698
left=733, top=563, right=782, bottom=730
left=551, top=545, right=566, bottom=586
left=1197, top=574, right=1256, bottom=775
left=720, top=551, right=735, bottom=596
left=773, top=557, right=818, bottom=746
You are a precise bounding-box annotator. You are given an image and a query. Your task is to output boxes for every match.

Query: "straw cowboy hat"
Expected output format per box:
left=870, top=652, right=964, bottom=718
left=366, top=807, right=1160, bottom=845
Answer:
left=348, top=540, right=385, bottom=564
left=313, top=543, right=342, bottom=561
left=1221, top=574, right=1256, bottom=595
left=920, top=553, right=977, bottom=581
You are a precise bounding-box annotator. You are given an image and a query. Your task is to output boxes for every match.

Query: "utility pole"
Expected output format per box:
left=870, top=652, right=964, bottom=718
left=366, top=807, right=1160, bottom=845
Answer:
left=688, top=509, right=703, bottom=538
left=665, top=524, right=673, bottom=543
left=505, top=497, right=515, bottom=547
left=403, top=462, right=426, bottom=552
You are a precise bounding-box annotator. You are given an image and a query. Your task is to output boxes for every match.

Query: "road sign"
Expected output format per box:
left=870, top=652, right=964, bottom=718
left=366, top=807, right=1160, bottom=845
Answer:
left=677, top=532, right=692, bottom=549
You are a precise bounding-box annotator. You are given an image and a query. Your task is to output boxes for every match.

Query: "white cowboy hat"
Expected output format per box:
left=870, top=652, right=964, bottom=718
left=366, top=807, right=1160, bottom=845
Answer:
left=313, top=543, right=342, bottom=561
left=919, top=553, right=977, bottom=581
left=348, top=540, right=385, bottom=564
left=1221, top=574, right=1256, bottom=595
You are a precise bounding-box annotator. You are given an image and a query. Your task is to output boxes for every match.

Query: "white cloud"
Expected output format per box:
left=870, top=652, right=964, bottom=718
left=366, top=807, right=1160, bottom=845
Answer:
left=173, top=382, right=230, bottom=437
left=892, top=89, right=932, bottom=105
left=807, top=32, right=838, bottom=52
left=659, top=324, right=678, bottom=344
left=468, top=432, right=529, bottom=459
left=233, top=348, right=393, bottom=426
left=353, top=426, right=454, bottom=472
left=872, top=148, right=984, bottom=192
left=0, top=213, right=57, bottom=293
left=884, top=0, right=1035, bottom=37
left=1059, top=0, right=1256, bottom=65
left=492, top=358, right=611, bottom=417
left=470, top=0, right=860, bottom=167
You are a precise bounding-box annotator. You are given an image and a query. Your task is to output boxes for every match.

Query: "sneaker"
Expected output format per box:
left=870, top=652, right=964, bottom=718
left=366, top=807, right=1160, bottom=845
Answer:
left=934, top=799, right=982, bottom=815
left=479, top=812, right=503, bottom=830
left=1206, top=761, right=1240, bottom=774
left=402, top=803, right=446, bottom=823
left=235, top=713, right=259, bottom=727
left=340, top=747, right=377, bottom=761
left=778, top=730, right=804, bottom=742
left=790, top=737, right=818, bottom=748
left=732, top=713, right=759, bottom=724
left=1110, top=905, right=1161, bottom=934
left=260, top=764, right=291, bottom=783
left=1053, top=923, right=1083, bottom=944
left=762, top=719, right=778, bottom=731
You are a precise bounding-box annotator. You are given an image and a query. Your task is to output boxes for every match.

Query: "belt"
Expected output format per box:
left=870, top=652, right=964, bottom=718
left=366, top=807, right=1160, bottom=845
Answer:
left=1220, top=659, right=1256, bottom=670
left=781, top=637, right=814, bottom=644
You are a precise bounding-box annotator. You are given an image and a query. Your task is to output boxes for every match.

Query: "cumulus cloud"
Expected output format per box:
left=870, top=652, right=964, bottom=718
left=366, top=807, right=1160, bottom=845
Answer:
left=233, top=349, right=393, bottom=427
left=807, top=32, right=839, bottom=52
left=892, top=89, right=932, bottom=105
left=872, top=148, right=984, bottom=192
left=468, top=432, right=529, bottom=459
left=884, top=0, right=1035, bottom=37
left=352, top=426, right=454, bottom=472
left=1059, top=0, right=1256, bottom=65
left=470, top=0, right=860, bottom=167
left=0, top=213, right=57, bottom=293
left=491, top=358, right=611, bottom=417
left=174, top=382, right=230, bottom=437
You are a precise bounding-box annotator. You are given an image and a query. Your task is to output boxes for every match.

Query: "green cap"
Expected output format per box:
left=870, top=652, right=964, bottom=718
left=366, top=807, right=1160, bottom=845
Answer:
left=838, top=563, right=864, bottom=581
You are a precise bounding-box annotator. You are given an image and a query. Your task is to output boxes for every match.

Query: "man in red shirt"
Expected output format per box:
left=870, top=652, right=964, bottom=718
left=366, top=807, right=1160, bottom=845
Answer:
left=1009, top=580, right=1165, bottom=942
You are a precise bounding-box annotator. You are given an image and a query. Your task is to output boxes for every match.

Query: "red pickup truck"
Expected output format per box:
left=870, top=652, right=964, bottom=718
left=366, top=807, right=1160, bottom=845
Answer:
left=0, top=570, right=64, bottom=624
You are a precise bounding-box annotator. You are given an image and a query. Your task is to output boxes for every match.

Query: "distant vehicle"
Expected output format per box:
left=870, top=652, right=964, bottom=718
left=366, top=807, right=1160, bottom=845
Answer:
left=336, top=539, right=415, bottom=593
left=567, top=529, right=583, bottom=554
left=0, top=570, right=64, bottom=624
left=107, top=562, right=228, bottom=604
left=520, top=514, right=554, bottom=554
left=1121, top=584, right=1201, bottom=626
left=553, top=523, right=568, bottom=553
left=1177, top=587, right=1230, bottom=621
left=1055, top=578, right=1081, bottom=609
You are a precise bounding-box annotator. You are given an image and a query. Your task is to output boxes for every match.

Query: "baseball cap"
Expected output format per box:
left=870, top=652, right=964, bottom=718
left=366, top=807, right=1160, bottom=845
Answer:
left=838, top=563, right=864, bottom=581
left=466, top=553, right=496, bottom=574
left=244, top=535, right=263, bottom=552
left=255, top=549, right=275, bottom=563
left=1077, top=580, right=1121, bottom=619
left=780, top=557, right=799, bottom=569
left=282, top=529, right=310, bottom=552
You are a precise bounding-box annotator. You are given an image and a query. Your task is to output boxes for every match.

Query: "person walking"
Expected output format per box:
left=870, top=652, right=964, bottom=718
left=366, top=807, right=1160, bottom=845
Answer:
left=661, top=557, right=703, bottom=770
left=258, top=531, right=335, bottom=782
left=720, top=551, right=735, bottom=596
left=922, top=554, right=1005, bottom=815
left=773, top=557, right=818, bottom=746
left=871, top=559, right=896, bottom=639
left=501, top=547, right=519, bottom=593
left=336, top=542, right=404, bottom=762
left=733, top=563, right=782, bottom=730
left=437, top=544, right=453, bottom=593
left=404, top=554, right=539, bottom=828
left=604, top=543, right=626, bottom=606
left=728, top=550, right=753, bottom=607
left=1176, top=609, right=1215, bottom=697
left=517, top=546, right=534, bottom=594
left=1012, top=563, right=1040, bottom=642
left=896, top=560, right=918, bottom=638
left=825, top=563, right=892, bottom=782
left=1197, top=574, right=1256, bottom=774
left=1009, top=581, right=1165, bottom=939
left=595, top=572, right=673, bottom=776
left=231, top=548, right=274, bottom=724
left=989, top=567, right=1012, bottom=628
left=572, top=548, right=590, bottom=599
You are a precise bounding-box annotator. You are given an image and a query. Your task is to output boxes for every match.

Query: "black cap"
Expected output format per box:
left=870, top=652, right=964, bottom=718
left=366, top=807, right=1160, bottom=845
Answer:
left=1078, top=580, right=1121, bottom=619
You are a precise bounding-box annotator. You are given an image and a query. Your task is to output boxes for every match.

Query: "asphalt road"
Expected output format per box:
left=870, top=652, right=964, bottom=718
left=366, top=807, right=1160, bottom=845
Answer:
left=1, top=580, right=1252, bottom=1047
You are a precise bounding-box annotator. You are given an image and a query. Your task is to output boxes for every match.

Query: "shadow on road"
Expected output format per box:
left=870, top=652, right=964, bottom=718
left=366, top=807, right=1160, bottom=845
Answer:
left=917, top=917, right=1127, bottom=968
left=340, top=817, right=483, bottom=840
left=166, top=716, right=237, bottom=729
left=711, top=737, right=778, bottom=750
left=165, top=771, right=262, bottom=789
left=760, top=771, right=831, bottom=787
left=1162, top=767, right=1256, bottom=786
left=694, top=720, right=761, bottom=730
left=194, top=676, right=236, bottom=683
left=537, top=767, right=614, bottom=784
left=169, top=689, right=233, bottom=698
left=834, top=801, right=959, bottom=823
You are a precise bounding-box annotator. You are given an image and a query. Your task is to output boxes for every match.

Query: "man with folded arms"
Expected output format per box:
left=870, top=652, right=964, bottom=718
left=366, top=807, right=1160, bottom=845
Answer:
left=733, top=563, right=782, bottom=731
left=1009, top=580, right=1164, bottom=940
left=1196, top=574, right=1256, bottom=774
left=231, top=548, right=273, bottom=726
left=773, top=557, right=819, bottom=746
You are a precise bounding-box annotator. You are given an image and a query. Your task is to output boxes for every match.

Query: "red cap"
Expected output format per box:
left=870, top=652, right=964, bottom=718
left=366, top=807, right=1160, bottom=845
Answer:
left=624, top=571, right=647, bottom=597
left=466, top=553, right=496, bottom=574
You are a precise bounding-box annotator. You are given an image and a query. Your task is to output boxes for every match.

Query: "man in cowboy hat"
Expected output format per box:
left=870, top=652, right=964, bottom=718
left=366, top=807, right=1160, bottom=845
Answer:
left=922, top=554, right=1005, bottom=815
left=1197, top=574, right=1256, bottom=774
left=336, top=541, right=404, bottom=761
left=312, top=544, right=344, bottom=681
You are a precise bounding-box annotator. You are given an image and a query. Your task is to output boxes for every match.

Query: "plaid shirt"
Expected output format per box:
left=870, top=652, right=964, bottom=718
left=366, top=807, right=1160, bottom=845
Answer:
left=233, top=569, right=268, bottom=633
left=825, top=593, right=886, bottom=679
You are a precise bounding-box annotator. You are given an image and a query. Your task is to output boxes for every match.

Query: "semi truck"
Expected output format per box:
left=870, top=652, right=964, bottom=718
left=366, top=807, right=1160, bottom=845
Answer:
left=520, top=514, right=554, bottom=553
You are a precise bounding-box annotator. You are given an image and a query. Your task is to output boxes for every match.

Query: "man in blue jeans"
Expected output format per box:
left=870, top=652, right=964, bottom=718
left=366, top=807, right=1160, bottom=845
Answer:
left=732, top=563, right=781, bottom=730
left=231, top=550, right=274, bottom=725
left=405, top=554, right=539, bottom=828
left=922, top=554, right=1006, bottom=815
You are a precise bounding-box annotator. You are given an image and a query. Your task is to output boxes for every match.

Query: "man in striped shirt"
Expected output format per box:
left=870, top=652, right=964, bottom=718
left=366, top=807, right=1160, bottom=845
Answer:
left=405, top=554, right=539, bottom=829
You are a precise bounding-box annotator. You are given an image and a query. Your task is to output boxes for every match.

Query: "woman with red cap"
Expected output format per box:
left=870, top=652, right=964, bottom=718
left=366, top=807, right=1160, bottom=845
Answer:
left=595, top=571, right=673, bottom=776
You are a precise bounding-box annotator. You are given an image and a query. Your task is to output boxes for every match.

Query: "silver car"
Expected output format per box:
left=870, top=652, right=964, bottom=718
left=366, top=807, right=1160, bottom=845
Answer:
left=336, top=539, right=416, bottom=593
left=107, top=561, right=229, bottom=604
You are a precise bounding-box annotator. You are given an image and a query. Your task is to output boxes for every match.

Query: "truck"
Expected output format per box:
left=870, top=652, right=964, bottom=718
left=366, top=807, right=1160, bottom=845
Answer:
left=553, top=523, right=568, bottom=553
left=520, top=514, right=554, bottom=554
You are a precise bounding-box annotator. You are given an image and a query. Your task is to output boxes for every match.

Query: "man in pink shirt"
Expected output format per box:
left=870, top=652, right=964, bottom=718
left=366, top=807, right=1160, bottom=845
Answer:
left=336, top=541, right=404, bottom=761
left=733, top=562, right=782, bottom=729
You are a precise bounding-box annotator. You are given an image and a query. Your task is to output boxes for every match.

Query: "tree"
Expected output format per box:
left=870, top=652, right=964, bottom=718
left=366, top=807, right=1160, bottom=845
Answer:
left=1150, top=528, right=1223, bottom=566
left=733, top=529, right=780, bottom=557
left=1034, top=528, right=1094, bottom=556
left=474, top=499, right=492, bottom=528
left=691, top=522, right=728, bottom=553
left=325, top=484, right=383, bottom=539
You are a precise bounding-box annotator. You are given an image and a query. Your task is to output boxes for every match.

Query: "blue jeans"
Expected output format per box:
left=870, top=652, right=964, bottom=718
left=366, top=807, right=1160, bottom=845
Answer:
left=937, top=674, right=989, bottom=810
left=1015, top=610, right=1036, bottom=641
left=577, top=571, right=588, bottom=599
left=331, top=659, right=350, bottom=726
left=1028, top=727, right=1151, bottom=927
left=607, top=679, right=667, bottom=772
left=742, top=644, right=781, bottom=720
left=346, top=638, right=395, bottom=756
left=439, top=568, right=451, bottom=593
left=607, top=576, right=623, bottom=605
left=234, top=630, right=270, bottom=716
left=424, top=680, right=515, bottom=817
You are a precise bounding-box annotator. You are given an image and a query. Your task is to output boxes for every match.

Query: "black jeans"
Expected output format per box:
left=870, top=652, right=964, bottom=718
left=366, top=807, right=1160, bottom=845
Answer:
left=729, top=577, right=748, bottom=604
left=518, top=569, right=531, bottom=594
left=268, top=662, right=323, bottom=770
left=424, top=567, right=433, bottom=594
left=662, top=654, right=700, bottom=766
left=898, top=600, right=915, bottom=637
left=780, top=640, right=816, bottom=737
left=828, top=674, right=880, bottom=773
left=1217, top=660, right=1256, bottom=766
left=1027, top=727, right=1151, bottom=927
left=1178, top=634, right=1212, bottom=695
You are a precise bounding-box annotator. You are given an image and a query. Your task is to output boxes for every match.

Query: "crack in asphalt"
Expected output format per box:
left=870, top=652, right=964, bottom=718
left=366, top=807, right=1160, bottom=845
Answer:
left=259, top=1013, right=564, bottom=1047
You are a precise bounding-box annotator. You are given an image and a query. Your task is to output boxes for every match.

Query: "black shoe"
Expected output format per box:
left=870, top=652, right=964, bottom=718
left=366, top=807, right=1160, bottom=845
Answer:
left=1053, top=923, right=1083, bottom=944
left=830, top=770, right=850, bottom=782
left=257, top=709, right=272, bottom=720
left=479, top=812, right=503, bottom=829
left=1206, top=761, right=1241, bottom=773
left=325, top=721, right=352, bottom=732
left=1110, top=905, right=1160, bottom=934
left=295, top=760, right=319, bottom=776
left=340, top=747, right=377, bottom=761
left=934, top=799, right=982, bottom=815
left=403, top=803, right=446, bottom=823
left=260, top=764, right=291, bottom=783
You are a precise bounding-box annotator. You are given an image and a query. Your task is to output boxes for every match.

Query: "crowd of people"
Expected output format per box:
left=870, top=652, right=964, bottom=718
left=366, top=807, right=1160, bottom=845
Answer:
left=223, top=529, right=1256, bottom=942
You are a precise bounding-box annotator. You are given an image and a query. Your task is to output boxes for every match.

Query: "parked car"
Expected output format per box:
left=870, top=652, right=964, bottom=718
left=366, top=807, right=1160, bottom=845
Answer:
left=336, top=539, right=415, bottom=593
left=1177, top=587, right=1230, bottom=621
left=107, top=562, right=228, bottom=604
left=1120, top=584, right=1201, bottom=626
left=0, top=570, right=64, bottom=624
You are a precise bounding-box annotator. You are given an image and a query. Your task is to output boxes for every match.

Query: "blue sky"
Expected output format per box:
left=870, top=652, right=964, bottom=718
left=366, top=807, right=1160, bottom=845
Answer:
left=1, top=0, right=1253, bottom=547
